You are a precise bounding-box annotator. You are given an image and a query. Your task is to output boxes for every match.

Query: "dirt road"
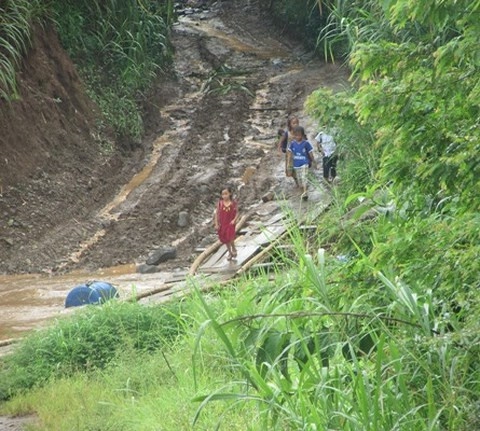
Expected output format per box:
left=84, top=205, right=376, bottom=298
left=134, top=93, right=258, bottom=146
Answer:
left=0, top=0, right=348, bottom=277
left=0, top=0, right=351, bottom=348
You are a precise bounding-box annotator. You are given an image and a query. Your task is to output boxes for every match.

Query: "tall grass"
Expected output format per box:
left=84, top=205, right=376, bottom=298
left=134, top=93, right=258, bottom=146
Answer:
left=0, top=0, right=48, bottom=101
left=0, top=300, right=190, bottom=401
left=50, top=0, right=174, bottom=141
left=1, top=216, right=479, bottom=429
left=0, top=0, right=173, bottom=139
left=189, top=220, right=480, bottom=430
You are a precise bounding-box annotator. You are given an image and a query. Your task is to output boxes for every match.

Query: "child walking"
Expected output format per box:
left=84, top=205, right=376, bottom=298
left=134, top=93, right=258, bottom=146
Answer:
left=214, top=187, right=238, bottom=261
left=278, top=115, right=300, bottom=187
left=314, top=130, right=337, bottom=183
left=286, top=125, right=315, bottom=200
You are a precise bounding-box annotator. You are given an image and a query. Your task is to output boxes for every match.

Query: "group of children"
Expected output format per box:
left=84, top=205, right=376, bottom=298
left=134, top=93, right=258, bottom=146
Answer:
left=214, top=114, right=338, bottom=261
left=278, top=114, right=338, bottom=200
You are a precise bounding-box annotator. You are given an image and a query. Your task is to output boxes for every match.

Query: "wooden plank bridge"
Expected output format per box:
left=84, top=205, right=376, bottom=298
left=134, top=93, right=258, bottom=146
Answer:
left=0, top=188, right=331, bottom=353
left=135, top=188, right=331, bottom=304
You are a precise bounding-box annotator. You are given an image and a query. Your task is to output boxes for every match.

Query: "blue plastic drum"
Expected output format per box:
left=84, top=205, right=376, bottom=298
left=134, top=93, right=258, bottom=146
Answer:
left=65, top=281, right=119, bottom=308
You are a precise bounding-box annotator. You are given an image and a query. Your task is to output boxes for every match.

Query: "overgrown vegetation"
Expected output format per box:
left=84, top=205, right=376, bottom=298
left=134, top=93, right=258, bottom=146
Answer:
left=1, top=0, right=479, bottom=429
left=0, top=0, right=174, bottom=142
left=0, top=300, right=189, bottom=401
left=51, top=0, right=174, bottom=142
left=0, top=0, right=49, bottom=100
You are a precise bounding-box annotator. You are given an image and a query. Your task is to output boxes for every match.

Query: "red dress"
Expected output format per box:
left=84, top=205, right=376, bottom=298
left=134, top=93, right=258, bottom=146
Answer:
left=216, top=199, right=237, bottom=244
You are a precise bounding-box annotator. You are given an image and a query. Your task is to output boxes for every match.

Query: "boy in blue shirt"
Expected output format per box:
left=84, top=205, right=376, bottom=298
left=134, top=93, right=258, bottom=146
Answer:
left=286, top=125, right=315, bottom=200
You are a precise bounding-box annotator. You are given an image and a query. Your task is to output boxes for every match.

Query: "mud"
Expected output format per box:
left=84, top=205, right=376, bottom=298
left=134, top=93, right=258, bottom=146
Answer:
left=0, top=0, right=348, bottom=280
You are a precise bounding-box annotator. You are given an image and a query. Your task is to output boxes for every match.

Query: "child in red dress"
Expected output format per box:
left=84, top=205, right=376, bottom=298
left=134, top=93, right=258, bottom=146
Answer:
left=214, top=187, right=238, bottom=261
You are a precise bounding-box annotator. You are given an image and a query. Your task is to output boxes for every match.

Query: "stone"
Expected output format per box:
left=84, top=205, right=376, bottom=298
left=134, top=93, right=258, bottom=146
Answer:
left=177, top=211, right=189, bottom=227
left=146, top=247, right=177, bottom=265
left=261, top=191, right=274, bottom=202
left=136, top=263, right=162, bottom=274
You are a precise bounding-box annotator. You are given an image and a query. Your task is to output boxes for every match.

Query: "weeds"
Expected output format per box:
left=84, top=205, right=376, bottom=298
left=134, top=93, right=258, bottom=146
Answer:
left=0, top=300, right=190, bottom=401
left=201, top=64, right=254, bottom=97
left=0, top=0, right=47, bottom=100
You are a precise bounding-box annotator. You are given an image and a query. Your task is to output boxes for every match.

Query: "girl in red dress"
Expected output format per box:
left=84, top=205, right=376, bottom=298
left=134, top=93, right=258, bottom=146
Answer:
left=214, top=187, right=238, bottom=261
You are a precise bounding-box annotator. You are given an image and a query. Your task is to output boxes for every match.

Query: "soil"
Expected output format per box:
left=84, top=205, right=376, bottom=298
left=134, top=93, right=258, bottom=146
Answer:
left=0, top=0, right=348, bottom=278
left=0, top=1, right=348, bottom=426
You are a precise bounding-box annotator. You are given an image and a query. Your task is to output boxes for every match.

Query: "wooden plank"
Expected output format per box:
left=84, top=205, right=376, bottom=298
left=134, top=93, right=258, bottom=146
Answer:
left=201, top=247, right=229, bottom=268
left=200, top=243, right=259, bottom=272
left=188, top=214, right=250, bottom=275
left=250, top=224, right=287, bottom=246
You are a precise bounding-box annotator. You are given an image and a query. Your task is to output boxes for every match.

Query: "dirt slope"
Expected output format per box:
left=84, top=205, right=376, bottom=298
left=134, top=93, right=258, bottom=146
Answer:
left=0, top=0, right=348, bottom=276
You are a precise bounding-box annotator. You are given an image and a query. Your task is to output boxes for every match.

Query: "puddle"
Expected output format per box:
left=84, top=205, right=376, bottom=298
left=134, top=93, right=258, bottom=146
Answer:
left=177, top=16, right=290, bottom=59
left=0, top=265, right=180, bottom=341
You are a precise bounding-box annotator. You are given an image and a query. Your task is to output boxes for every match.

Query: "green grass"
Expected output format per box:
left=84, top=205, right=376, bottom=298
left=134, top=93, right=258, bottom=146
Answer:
left=50, top=0, right=174, bottom=141
left=0, top=300, right=190, bottom=401
left=1, top=0, right=174, bottom=140
left=0, top=0, right=48, bottom=101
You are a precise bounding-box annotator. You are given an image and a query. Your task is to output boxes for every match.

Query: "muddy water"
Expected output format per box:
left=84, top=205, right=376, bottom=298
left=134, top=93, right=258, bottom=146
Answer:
left=0, top=266, right=185, bottom=341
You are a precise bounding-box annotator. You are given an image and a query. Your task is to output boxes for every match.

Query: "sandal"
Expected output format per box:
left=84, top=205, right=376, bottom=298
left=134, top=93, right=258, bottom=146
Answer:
left=227, top=253, right=233, bottom=261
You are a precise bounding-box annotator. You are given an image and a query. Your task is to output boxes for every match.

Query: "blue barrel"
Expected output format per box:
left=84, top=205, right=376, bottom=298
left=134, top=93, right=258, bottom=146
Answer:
left=65, top=281, right=118, bottom=308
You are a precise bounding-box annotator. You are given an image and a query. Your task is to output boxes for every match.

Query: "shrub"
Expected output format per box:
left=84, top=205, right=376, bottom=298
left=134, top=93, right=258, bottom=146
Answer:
left=0, top=299, right=190, bottom=400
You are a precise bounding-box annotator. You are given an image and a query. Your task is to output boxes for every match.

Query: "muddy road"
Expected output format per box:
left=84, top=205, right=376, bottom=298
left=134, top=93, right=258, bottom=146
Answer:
left=0, top=0, right=349, bottom=342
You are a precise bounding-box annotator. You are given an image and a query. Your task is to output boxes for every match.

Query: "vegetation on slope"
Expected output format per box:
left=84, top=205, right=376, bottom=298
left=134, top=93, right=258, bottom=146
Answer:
left=0, top=0, right=174, bottom=141
left=0, top=0, right=49, bottom=100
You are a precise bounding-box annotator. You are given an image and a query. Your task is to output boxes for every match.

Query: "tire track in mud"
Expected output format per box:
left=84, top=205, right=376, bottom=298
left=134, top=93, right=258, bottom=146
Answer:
left=59, top=2, right=299, bottom=272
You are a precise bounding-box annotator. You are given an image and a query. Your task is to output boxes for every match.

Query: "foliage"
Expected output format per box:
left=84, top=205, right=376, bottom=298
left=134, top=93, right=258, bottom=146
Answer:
left=201, top=64, right=254, bottom=97
left=50, top=0, right=174, bottom=141
left=0, top=300, right=190, bottom=400
left=0, top=0, right=49, bottom=101
left=305, top=87, right=378, bottom=192
left=306, top=0, right=480, bottom=307
left=1, top=341, right=257, bottom=431
left=1, top=234, right=479, bottom=429
left=190, top=234, right=480, bottom=430
left=0, top=0, right=174, bottom=139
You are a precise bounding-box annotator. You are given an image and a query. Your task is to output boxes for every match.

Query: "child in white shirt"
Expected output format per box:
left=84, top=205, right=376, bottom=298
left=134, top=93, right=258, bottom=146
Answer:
left=315, top=131, right=338, bottom=183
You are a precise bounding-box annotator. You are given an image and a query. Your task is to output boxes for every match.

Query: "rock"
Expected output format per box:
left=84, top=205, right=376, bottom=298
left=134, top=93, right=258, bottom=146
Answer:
left=272, top=58, right=284, bottom=67
left=178, top=211, right=189, bottom=227
left=1, top=237, right=14, bottom=246
left=261, top=191, right=274, bottom=202
left=242, top=166, right=256, bottom=184
left=136, top=263, right=162, bottom=274
left=146, top=247, right=177, bottom=265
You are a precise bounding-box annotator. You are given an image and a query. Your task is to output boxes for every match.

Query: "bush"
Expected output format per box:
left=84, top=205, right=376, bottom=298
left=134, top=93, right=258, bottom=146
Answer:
left=50, top=0, right=174, bottom=141
left=0, top=299, right=190, bottom=400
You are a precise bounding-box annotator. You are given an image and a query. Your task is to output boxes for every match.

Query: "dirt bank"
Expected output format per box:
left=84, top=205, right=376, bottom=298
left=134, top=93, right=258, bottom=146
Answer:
left=0, top=0, right=348, bottom=277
